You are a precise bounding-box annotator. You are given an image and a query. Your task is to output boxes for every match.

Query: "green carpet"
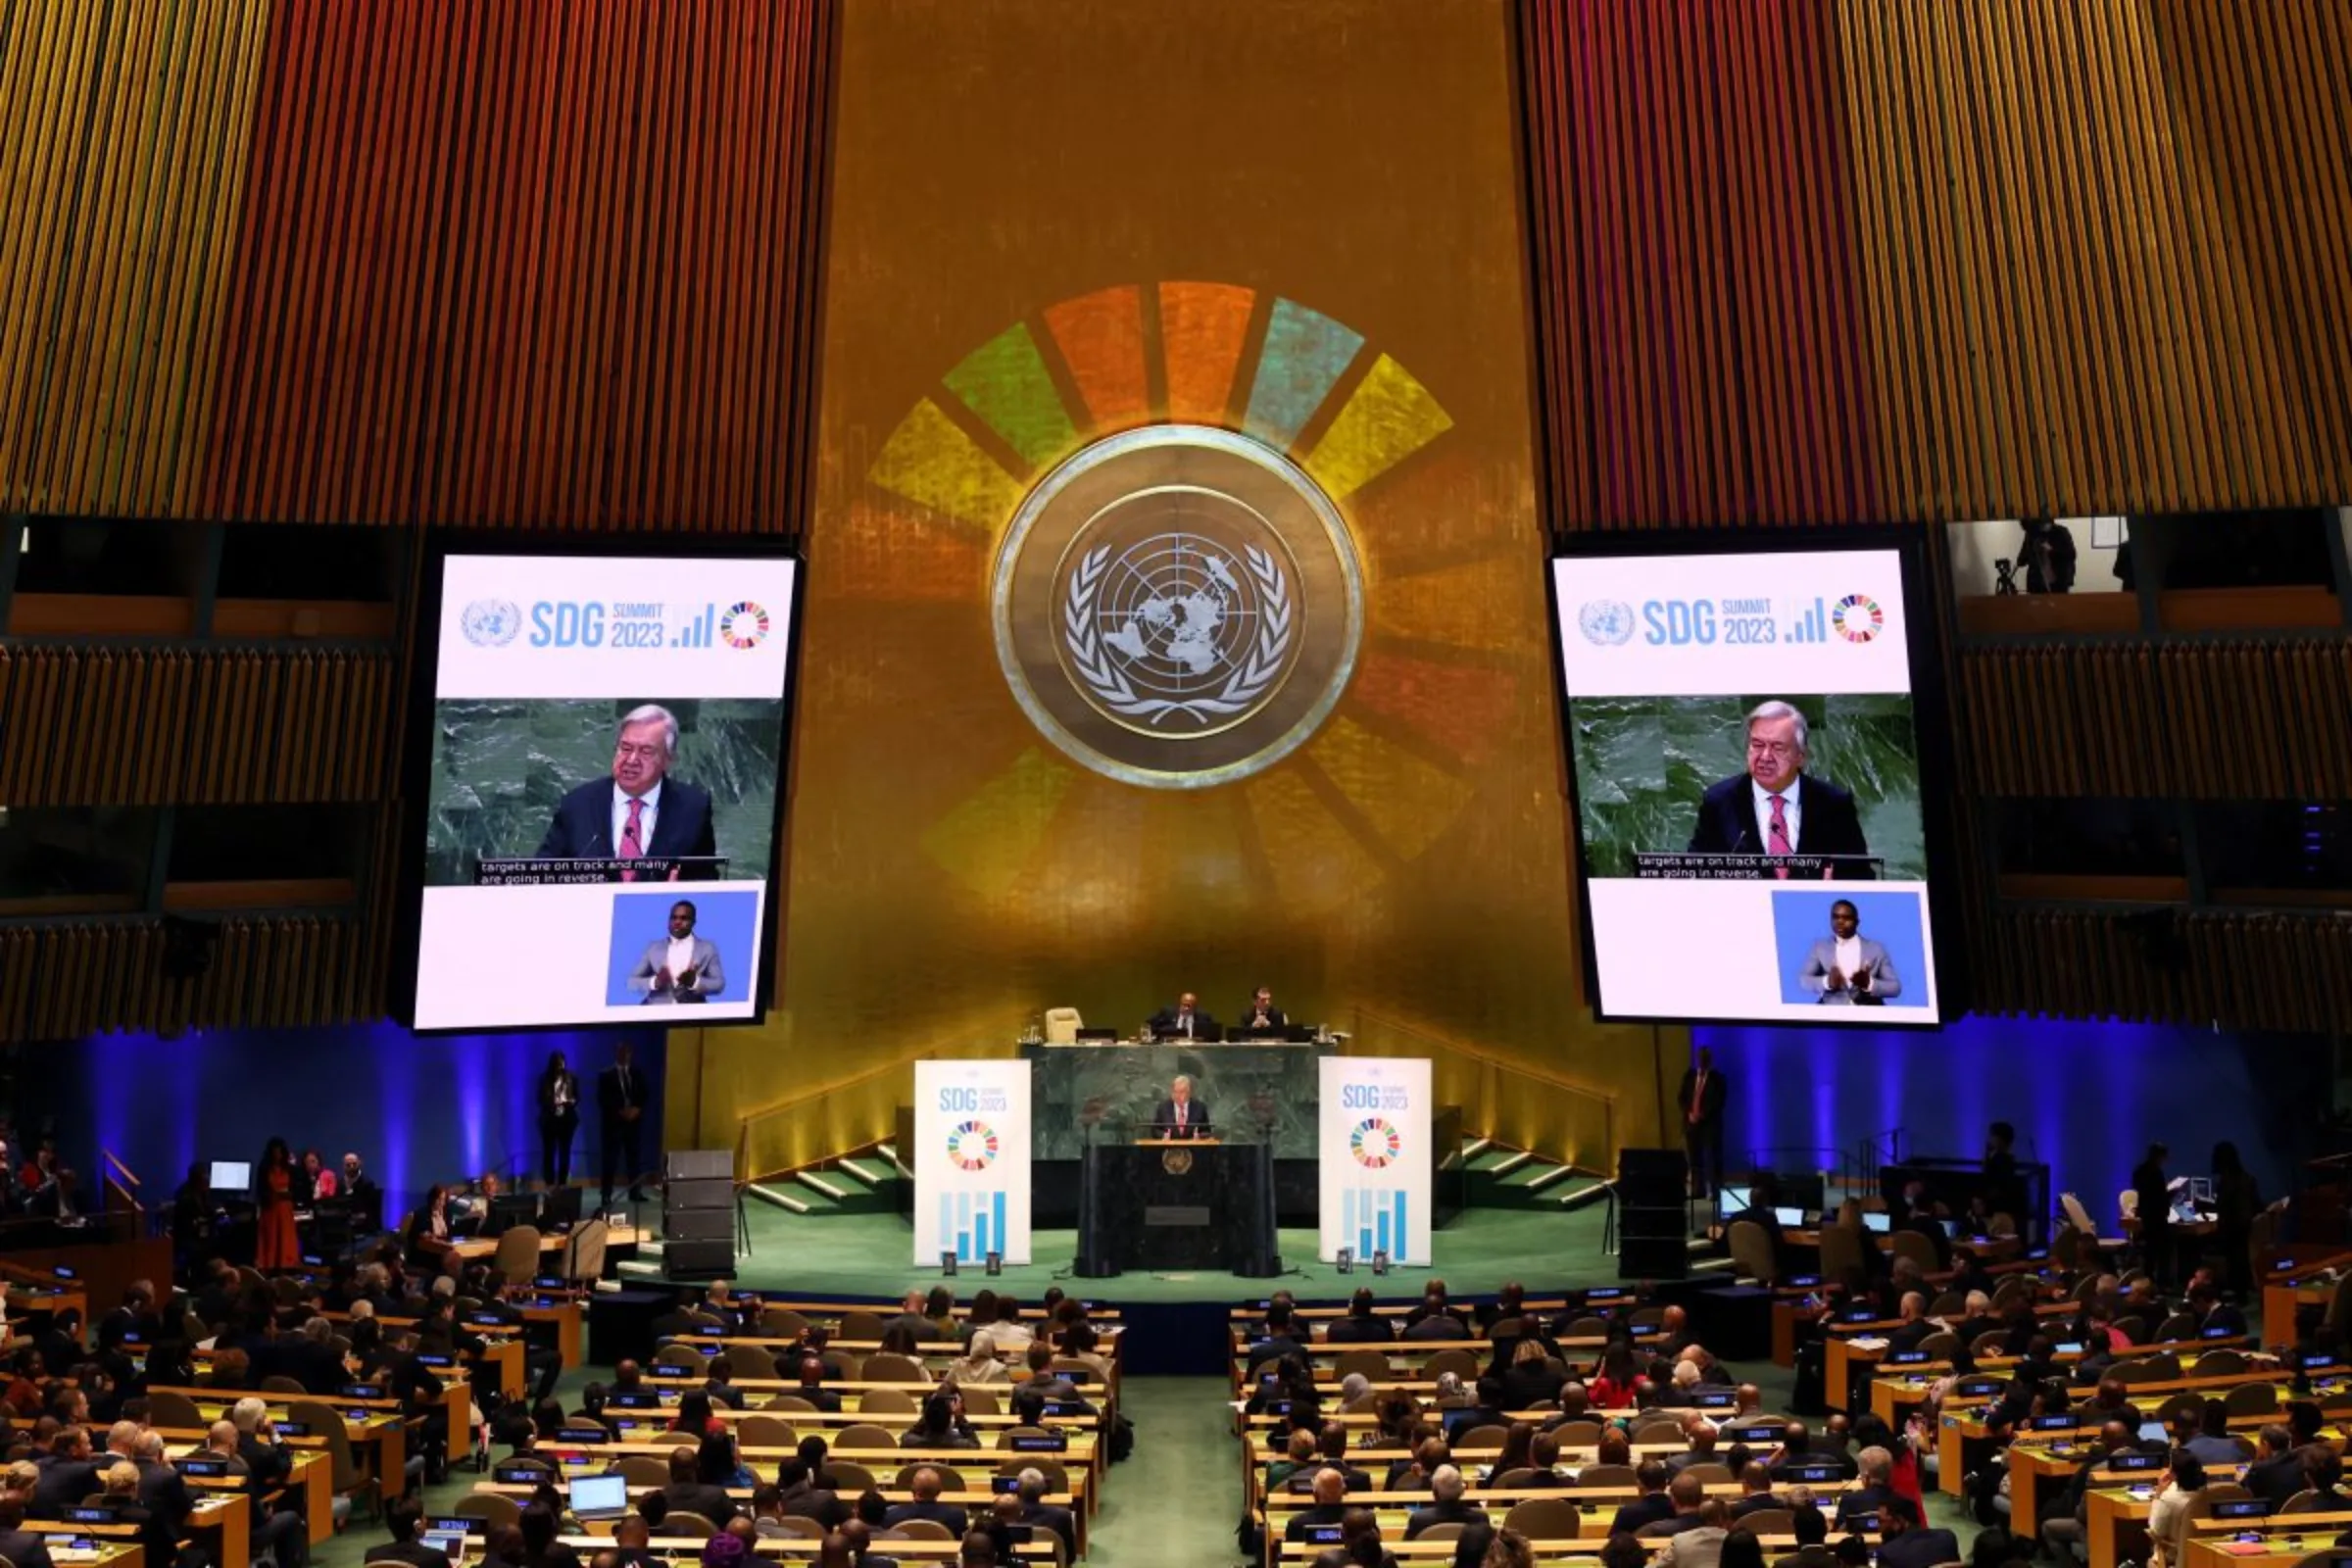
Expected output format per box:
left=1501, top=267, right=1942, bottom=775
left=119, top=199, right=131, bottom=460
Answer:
left=707, top=1202, right=1621, bottom=1300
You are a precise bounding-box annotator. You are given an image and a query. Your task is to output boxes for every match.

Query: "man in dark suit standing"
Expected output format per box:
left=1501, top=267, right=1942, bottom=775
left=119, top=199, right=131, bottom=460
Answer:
left=600, top=1042, right=650, bottom=1210
left=1678, top=1048, right=1728, bottom=1199
left=1687, top=701, right=1874, bottom=879
left=2132, top=1142, right=2174, bottom=1288
left=1146, top=992, right=1218, bottom=1041
left=1151, top=1075, right=1213, bottom=1140
left=536, top=705, right=719, bottom=877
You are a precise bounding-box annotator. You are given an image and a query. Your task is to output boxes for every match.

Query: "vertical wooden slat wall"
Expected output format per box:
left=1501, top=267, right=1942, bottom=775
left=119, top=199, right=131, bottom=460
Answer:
left=0, top=0, right=833, bottom=1041
left=1520, top=0, right=2352, bottom=528
left=0, top=0, right=833, bottom=529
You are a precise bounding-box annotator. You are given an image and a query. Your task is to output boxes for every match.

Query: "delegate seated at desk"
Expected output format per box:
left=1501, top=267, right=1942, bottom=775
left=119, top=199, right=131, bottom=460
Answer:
left=1147, top=993, right=1219, bottom=1042
left=1151, top=1076, right=1212, bottom=1141
left=1234, top=988, right=1287, bottom=1036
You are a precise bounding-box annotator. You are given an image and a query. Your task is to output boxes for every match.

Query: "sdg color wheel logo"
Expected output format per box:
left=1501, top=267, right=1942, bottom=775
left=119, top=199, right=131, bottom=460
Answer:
left=1832, top=594, right=1884, bottom=644
left=720, top=602, right=771, bottom=650
left=1349, top=1117, right=1402, bottom=1169
left=1578, top=600, right=1636, bottom=648
left=460, top=599, right=523, bottom=648
left=945, top=1120, right=999, bottom=1171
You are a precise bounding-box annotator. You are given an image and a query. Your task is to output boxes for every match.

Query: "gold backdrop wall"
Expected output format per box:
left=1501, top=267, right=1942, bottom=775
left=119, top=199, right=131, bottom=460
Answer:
left=669, top=0, right=1674, bottom=1175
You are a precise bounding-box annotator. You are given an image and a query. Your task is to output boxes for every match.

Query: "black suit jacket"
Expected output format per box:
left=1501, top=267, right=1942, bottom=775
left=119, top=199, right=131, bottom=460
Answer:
left=600, top=1063, right=649, bottom=1123
left=661, top=1481, right=739, bottom=1524
left=1146, top=1008, right=1220, bottom=1041
left=1233, top=1005, right=1289, bottom=1035
left=1325, top=1314, right=1396, bottom=1344
left=1877, top=1530, right=1960, bottom=1568
left=1687, top=771, right=1875, bottom=877
left=1151, top=1099, right=1213, bottom=1139
left=0, top=1528, right=56, bottom=1568
left=2247, top=1451, right=2307, bottom=1505
left=536, top=777, right=717, bottom=865
left=883, top=1500, right=969, bottom=1535
left=1677, top=1067, right=1729, bottom=1128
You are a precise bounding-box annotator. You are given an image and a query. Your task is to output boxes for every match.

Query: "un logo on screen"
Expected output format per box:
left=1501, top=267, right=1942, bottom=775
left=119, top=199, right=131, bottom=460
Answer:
left=1578, top=599, right=1636, bottom=647
left=994, top=425, right=1364, bottom=789
left=461, top=599, right=523, bottom=648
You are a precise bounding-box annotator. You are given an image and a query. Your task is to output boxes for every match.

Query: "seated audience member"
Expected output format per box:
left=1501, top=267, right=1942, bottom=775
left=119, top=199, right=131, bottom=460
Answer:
left=1611, top=1461, right=1677, bottom=1536
left=1773, top=1506, right=1836, bottom=1568
left=949, top=1332, right=1007, bottom=1386
left=1328, top=1289, right=1396, bottom=1344
left=1339, top=1505, right=1399, bottom=1568
left=1874, top=1500, right=1959, bottom=1568
left=2146, top=1451, right=2210, bottom=1568
left=2181, top=1399, right=2247, bottom=1468
left=2286, top=1447, right=2349, bottom=1513
left=1640, top=1472, right=1713, bottom=1540
left=2244, top=1424, right=2304, bottom=1506
left=0, top=1489, right=59, bottom=1568
left=1834, top=1445, right=1913, bottom=1530
left=902, top=1391, right=980, bottom=1450
left=1285, top=1469, right=1352, bottom=1543
left=1652, top=1499, right=1734, bottom=1567
left=883, top=1467, right=970, bottom=1536
left=1404, top=1464, right=1485, bottom=1540
left=375, top=1496, right=456, bottom=1568
left=1730, top=1461, right=1781, bottom=1518
left=659, top=1443, right=738, bottom=1524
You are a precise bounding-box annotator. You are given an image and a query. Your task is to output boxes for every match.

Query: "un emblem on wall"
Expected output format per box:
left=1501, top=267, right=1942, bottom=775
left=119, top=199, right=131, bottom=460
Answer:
left=994, top=425, right=1364, bottom=788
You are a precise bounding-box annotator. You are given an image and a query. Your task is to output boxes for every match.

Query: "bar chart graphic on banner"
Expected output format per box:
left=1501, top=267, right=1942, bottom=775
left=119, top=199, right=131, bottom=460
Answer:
left=939, top=1190, right=1010, bottom=1263
left=1318, top=1057, right=1431, bottom=1264
left=913, top=1060, right=1033, bottom=1265
left=1339, top=1187, right=1412, bottom=1261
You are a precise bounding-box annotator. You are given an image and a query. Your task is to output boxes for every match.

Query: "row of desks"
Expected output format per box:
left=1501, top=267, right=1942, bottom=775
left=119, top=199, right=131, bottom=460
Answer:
left=472, top=1478, right=1093, bottom=1555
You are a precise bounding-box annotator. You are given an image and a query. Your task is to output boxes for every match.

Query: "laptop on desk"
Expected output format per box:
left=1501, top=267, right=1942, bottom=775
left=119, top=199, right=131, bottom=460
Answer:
left=569, top=1474, right=629, bottom=1523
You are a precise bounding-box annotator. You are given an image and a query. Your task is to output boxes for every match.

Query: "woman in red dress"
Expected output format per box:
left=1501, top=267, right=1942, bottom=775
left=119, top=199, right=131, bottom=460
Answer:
left=255, top=1137, right=299, bottom=1271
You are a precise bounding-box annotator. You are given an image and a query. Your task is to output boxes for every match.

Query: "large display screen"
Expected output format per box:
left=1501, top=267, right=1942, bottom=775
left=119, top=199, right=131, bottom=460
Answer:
left=405, top=547, right=801, bottom=1032
left=1551, top=541, right=1942, bottom=1024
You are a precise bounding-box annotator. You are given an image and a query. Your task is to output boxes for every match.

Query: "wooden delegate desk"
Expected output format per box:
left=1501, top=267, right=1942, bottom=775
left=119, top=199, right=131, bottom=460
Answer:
left=2263, top=1254, right=2352, bottom=1348
left=1084, top=1139, right=1276, bottom=1274
left=25, top=1524, right=145, bottom=1568
left=153, top=1390, right=414, bottom=1500
left=485, top=1480, right=1091, bottom=1555
left=2184, top=1512, right=2352, bottom=1568
left=560, top=1538, right=1057, bottom=1565
left=520, top=1298, right=587, bottom=1369
left=1268, top=1536, right=1872, bottom=1567
left=537, top=1436, right=1104, bottom=1510
left=444, top=1221, right=642, bottom=1264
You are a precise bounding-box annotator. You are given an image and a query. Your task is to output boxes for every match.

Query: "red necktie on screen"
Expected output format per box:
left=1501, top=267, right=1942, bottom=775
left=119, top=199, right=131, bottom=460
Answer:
left=1767, top=794, right=1791, bottom=880
left=1689, top=1069, right=1704, bottom=1124
left=620, top=798, right=645, bottom=882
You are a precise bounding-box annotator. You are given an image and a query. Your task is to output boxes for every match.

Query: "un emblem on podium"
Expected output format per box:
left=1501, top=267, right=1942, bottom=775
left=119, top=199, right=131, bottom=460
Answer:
left=993, top=425, right=1365, bottom=789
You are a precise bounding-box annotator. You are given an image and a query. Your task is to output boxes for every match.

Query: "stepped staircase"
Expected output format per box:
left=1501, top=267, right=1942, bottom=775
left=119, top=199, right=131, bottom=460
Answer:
left=743, top=1142, right=909, bottom=1218
left=1459, top=1138, right=1599, bottom=1210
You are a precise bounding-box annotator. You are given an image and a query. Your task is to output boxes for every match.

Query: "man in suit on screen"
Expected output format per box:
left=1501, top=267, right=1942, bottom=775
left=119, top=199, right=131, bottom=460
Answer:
left=537, top=704, right=719, bottom=876
left=1797, top=900, right=1901, bottom=1005
left=629, top=901, right=725, bottom=1004
left=1686, top=700, right=1874, bottom=879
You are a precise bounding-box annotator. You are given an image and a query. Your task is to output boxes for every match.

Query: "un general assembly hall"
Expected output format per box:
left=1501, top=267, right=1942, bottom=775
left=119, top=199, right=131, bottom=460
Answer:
left=0, top=4, right=2349, bottom=1566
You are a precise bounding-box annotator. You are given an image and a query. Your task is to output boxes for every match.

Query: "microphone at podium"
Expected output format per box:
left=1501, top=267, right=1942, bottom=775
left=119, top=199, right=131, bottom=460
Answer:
left=1149, top=1075, right=1213, bottom=1141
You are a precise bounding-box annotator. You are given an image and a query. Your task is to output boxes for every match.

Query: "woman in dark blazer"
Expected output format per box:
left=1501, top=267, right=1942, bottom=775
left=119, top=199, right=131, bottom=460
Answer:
left=538, top=1051, right=581, bottom=1190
